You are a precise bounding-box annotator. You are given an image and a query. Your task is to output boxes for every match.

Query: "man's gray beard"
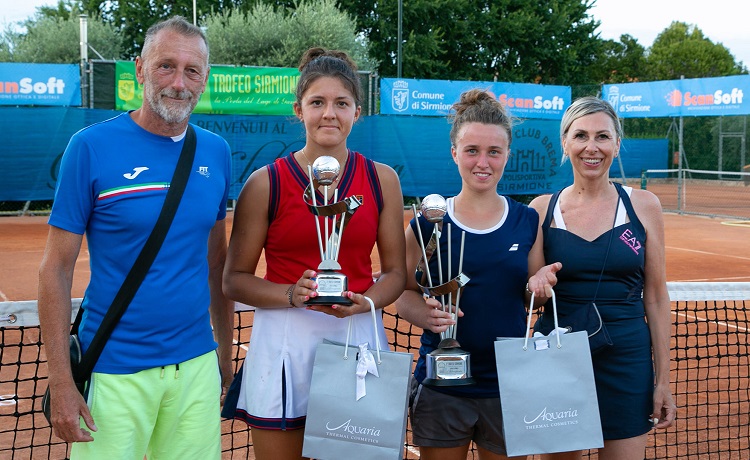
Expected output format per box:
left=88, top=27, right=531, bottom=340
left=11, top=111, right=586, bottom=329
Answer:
left=146, top=87, right=197, bottom=124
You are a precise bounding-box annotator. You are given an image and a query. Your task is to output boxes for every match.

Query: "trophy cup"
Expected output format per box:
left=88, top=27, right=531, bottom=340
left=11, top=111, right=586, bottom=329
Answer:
left=303, top=155, right=361, bottom=306
left=413, top=194, right=474, bottom=386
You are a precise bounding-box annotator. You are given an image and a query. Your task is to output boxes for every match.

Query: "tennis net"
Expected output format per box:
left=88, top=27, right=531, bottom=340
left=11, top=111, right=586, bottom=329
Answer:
left=2, top=282, right=749, bottom=459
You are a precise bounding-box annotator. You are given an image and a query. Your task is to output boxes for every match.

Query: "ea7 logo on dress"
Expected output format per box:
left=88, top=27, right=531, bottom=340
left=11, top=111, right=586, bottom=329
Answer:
left=619, top=228, right=642, bottom=255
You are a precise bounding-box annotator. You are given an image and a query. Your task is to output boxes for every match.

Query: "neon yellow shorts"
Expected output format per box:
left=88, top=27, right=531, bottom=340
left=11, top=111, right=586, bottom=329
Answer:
left=71, top=351, right=221, bottom=460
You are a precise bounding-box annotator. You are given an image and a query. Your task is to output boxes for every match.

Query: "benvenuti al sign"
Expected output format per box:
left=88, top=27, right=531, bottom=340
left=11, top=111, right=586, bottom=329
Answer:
left=0, top=63, right=81, bottom=107
left=115, top=61, right=299, bottom=115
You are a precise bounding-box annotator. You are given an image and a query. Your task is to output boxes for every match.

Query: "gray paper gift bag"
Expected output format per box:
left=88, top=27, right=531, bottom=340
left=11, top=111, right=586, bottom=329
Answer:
left=494, top=291, right=603, bottom=456
left=302, top=302, right=412, bottom=460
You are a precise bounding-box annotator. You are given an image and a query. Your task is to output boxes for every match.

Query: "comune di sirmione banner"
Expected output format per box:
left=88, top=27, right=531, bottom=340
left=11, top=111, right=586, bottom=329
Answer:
left=380, top=78, right=570, bottom=120
left=603, top=75, right=750, bottom=118
left=115, top=61, right=299, bottom=115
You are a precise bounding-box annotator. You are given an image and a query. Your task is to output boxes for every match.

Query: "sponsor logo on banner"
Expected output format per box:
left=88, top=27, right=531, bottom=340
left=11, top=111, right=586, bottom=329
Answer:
left=118, top=80, right=135, bottom=102
left=669, top=88, right=744, bottom=108
left=498, top=94, right=565, bottom=111
left=0, top=63, right=81, bottom=106
left=666, top=89, right=682, bottom=108
left=392, top=80, right=409, bottom=112
left=0, top=77, right=66, bottom=96
left=608, top=86, right=653, bottom=114
left=607, top=86, right=620, bottom=112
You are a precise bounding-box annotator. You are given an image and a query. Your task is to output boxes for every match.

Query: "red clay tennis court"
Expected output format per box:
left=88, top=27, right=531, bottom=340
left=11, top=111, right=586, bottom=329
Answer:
left=2, top=209, right=749, bottom=459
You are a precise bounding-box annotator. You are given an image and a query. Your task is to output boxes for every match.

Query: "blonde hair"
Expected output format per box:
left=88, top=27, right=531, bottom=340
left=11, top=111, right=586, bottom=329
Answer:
left=560, top=96, right=622, bottom=164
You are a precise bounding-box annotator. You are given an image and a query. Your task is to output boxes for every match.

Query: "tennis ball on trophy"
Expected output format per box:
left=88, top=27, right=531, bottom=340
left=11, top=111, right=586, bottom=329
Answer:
left=421, top=194, right=447, bottom=223
left=312, top=156, right=341, bottom=186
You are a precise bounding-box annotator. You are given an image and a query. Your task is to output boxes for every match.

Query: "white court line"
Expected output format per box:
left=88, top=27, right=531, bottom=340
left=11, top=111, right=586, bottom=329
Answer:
left=666, top=246, right=750, bottom=263
left=673, top=311, right=749, bottom=333
left=232, top=339, right=248, bottom=351
left=673, top=275, right=750, bottom=283
left=0, top=290, right=7, bottom=302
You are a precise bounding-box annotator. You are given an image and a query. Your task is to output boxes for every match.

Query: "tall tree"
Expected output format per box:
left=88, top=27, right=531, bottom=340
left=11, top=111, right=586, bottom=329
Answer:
left=203, top=0, right=375, bottom=69
left=646, top=21, right=744, bottom=80
left=335, top=0, right=603, bottom=83
left=0, top=27, right=19, bottom=62
left=589, top=34, right=647, bottom=84
left=3, top=1, right=123, bottom=63
left=82, top=0, right=243, bottom=57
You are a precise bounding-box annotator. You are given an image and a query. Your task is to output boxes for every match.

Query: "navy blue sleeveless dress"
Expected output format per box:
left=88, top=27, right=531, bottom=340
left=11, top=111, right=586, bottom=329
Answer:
left=540, top=183, right=654, bottom=440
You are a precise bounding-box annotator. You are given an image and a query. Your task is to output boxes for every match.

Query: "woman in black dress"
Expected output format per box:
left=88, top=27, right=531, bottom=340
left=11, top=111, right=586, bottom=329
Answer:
left=528, top=97, right=677, bottom=460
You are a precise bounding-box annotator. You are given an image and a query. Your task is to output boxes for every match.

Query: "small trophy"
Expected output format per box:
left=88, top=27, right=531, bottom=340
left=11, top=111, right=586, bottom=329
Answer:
left=413, top=194, right=474, bottom=386
left=303, top=156, right=361, bottom=306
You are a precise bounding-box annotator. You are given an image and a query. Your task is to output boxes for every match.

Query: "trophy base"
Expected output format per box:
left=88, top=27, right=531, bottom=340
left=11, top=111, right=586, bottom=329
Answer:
left=422, top=376, right=476, bottom=387
left=304, top=295, right=353, bottom=306
left=306, top=269, right=351, bottom=306
left=423, top=345, right=474, bottom=387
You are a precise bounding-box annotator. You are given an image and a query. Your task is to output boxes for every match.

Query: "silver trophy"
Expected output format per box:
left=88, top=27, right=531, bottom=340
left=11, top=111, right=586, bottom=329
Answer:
left=413, top=194, right=474, bottom=386
left=303, top=156, right=361, bottom=306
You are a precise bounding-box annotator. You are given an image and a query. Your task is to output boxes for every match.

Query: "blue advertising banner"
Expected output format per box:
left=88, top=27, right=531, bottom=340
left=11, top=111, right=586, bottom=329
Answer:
left=603, top=75, right=750, bottom=118
left=381, top=78, right=570, bottom=120
left=0, top=63, right=81, bottom=107
left=2, top=108, right=665, bottom=201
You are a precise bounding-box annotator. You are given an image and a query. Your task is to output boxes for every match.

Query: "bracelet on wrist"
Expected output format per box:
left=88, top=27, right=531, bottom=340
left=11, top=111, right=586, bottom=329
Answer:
left=286, top=284, right=295, bottom=307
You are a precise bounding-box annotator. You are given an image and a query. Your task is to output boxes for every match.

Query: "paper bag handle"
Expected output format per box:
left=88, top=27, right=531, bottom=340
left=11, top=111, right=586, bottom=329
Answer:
left=343, top=296, right=382, bottom=364
left=523, top=289, right=561, bottom=350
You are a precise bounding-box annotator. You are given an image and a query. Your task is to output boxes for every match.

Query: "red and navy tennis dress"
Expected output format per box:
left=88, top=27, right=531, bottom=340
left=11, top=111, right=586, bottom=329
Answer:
left=233, top=151, right=388, bottom=430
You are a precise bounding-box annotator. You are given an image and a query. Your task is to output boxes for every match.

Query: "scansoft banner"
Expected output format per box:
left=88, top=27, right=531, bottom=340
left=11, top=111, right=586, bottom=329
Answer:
left=603, top=75, right=750, bottom=118
left=0, top=63, right=81, bottom=106
left=380, top=78, right=570, bottom=119
left=116, top=61, right=298, bottom=115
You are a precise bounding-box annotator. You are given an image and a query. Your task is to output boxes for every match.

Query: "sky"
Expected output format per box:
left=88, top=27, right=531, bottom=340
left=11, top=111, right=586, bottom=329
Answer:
left=1, top=0, right=749, bottom=67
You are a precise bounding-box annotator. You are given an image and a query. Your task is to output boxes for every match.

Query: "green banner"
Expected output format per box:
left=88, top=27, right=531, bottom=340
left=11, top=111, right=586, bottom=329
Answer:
left=115, top=61, right=299, bottom=115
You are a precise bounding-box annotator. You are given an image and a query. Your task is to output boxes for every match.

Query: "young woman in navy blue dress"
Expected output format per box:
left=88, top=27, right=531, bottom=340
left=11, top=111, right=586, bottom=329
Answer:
left=528, top=97, right=677, bottom=460
left=396, top=89, right=554, bottom=460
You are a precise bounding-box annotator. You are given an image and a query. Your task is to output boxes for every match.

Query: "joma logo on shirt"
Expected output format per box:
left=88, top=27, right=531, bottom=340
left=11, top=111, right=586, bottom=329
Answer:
left=619, top=228, right=642, bottom=255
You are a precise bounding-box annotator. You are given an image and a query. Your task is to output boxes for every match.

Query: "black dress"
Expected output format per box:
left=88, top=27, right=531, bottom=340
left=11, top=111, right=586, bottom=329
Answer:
left=540, top=183, right=654, bottom=440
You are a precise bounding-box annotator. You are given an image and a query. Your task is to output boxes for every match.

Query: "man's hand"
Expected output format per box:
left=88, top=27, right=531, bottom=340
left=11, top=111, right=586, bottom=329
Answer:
left=49, top=381, right=97, bottom=442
